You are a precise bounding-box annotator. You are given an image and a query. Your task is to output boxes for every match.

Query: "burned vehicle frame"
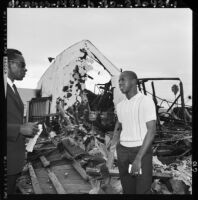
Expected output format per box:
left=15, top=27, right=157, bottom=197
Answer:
left=137, top=77, right=191, bottom=130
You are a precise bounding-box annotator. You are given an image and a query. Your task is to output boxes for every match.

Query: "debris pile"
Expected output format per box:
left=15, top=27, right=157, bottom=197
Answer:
left=18, top=41, right=192, bottom=194
left=17, top=82, right=192, bottom=194
left=151, top=120, right=192, bottom=194
left=152, top=155, right=192, bottom=194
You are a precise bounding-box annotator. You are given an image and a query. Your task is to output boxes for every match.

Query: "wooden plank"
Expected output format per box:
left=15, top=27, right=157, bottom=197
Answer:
left=49, top=165, right=91, bottom=192
left=46, top=168, right=67, bottom=194
left=61, top=138, right=86, bottom=158
left=60, top=150, right=73, bottom=160
left=34, top=164, right=92, bottom=194
left=154, top=135, right=192, bottom=143
left=40, top=156, right=50, bottom=168
left=86, top=167, right=119, bottom=177
left=34, top=168, right=56, bottom=194
left=51, top=164, right=73, bottom=170
left=37, top=166, right=85, bottom=181
left=40, top=155, right=67, bottom=194
left=51, top=168, right=88, bottom=181
left=72, top=159, right=89, bottom=181
left=60, top=149, right=90, bottom=181
left=28, top=163, right=43, bottom=194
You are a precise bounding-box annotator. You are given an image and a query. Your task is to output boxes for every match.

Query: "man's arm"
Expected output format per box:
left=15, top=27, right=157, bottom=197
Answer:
left=106, top=120, right=122, bottom=169
left=131, top=120, right=156, bottom=175
left=7, top=122, right=39, bottom=142
left=109, top=119, right=122, bottom=150
left=7, top=124, right=21, bottom=142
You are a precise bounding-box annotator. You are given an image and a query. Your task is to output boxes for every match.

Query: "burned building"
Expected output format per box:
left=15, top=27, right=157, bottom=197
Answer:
left=18, top=40, right=192, bottom=195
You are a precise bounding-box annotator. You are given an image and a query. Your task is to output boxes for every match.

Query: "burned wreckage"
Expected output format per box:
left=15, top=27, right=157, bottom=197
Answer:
left=17, top=40, right=192, bottom=194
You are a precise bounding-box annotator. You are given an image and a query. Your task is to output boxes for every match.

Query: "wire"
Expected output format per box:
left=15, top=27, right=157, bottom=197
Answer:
left=140, top=88, right=192, bottom=107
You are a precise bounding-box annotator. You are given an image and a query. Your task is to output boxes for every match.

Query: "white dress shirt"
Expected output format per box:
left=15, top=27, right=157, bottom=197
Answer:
left=7, top=77, right=15, bottom=93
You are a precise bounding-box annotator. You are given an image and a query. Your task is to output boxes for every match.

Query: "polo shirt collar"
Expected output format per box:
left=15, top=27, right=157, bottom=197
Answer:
left=124, top=92, right=141, bottom=101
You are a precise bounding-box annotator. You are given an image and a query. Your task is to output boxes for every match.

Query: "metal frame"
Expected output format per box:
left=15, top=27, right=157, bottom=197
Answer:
left=137, top=77, right=187, bottom=126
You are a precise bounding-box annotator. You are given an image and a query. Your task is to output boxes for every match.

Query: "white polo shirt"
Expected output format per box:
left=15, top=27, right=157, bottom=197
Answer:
left=116, top=92, right=156, bottom=147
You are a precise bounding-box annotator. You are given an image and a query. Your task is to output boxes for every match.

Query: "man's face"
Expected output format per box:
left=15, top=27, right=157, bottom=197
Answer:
left=119, top=72, right=135, bottom=94
left=8, top=55, right=27, bottom=81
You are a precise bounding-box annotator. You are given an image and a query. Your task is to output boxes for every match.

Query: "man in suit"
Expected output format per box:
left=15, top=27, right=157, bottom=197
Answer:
left=7, top=49, right=39, bottom=194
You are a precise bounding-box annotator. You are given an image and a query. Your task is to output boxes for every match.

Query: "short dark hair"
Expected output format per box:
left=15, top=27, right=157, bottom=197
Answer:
left=7, top=49, right=23, bottom=61
left=122, top=70, right=138, bottom=80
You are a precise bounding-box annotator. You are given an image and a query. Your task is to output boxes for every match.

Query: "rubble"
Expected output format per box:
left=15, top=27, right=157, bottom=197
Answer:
left=18, top=41, right=192, bottom=194
left=152, top=155, right=192, bottom=194
left=18, top=86, right=192, bottom=194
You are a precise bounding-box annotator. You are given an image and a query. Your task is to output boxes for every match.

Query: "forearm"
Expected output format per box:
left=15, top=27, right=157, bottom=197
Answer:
left=136, top=132, right=154, bottom=160
left=7, top=123, right=21, bottom=142
left=111, top=120, right=122, bottom=146
left=135, top=121, right=156, bottom=161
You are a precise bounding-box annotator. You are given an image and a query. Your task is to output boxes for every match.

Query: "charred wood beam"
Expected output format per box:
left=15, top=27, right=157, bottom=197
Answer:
left=151, top=81, right=158, bottom=106
left=167, top=94, right=181, bottom=113
left=156, top=130, right=191, bottom=134
left=151, top=81, right=161, bottom=129
left=179, top=81, right=187, bottom=124
left=153, top=135, right=192, bottom=143
left=87, top=74, right=93, bottom=80
left=142, top=81, right=147, bottom=95
left=159, top=115, right=191, bottom=125
left=137, top=81, right=142, bottom=92
left=139, top=78, right=180, bottom=82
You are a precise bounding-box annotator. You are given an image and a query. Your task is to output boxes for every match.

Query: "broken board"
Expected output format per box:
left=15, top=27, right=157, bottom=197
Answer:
left=34, top=164, right=92, bottom=194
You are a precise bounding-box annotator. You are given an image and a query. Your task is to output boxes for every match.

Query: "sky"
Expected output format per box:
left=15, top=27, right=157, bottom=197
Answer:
left=7, top=8, right=192, bottom=105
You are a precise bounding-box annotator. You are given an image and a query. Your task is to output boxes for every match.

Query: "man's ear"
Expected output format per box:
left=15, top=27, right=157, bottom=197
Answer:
left=7, top=62, right=14, bottom=78
left=132, top=79, right=137, bottom=85
left=7, top=63, right=11, bottom=73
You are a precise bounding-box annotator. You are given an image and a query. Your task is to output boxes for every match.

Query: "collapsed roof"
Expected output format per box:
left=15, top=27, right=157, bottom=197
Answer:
left=37, top=40, right=122, bottom=113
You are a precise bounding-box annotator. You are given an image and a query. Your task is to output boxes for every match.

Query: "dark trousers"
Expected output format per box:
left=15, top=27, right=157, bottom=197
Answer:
left=7, top=173, right=20, bottom=194
left=116, top=143, right=152, bottom=194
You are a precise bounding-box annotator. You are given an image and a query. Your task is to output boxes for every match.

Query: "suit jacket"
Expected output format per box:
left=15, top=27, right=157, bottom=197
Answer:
left=7, top=84, right=25, bottom=175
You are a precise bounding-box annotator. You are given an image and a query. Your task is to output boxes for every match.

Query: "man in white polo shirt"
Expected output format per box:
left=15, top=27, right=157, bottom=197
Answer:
left=110, top=71, right=156, bottom=194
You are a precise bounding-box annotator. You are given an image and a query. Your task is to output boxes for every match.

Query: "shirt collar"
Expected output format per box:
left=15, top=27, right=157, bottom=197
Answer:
left=7, top=77, right=15, bottom=92
left=7, top=77, right=14, bottom=86
left=124, top=92, right=141, bottom=101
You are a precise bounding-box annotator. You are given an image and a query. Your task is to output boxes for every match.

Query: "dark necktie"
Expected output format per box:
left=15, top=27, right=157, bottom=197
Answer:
left=12, top=84, right=23, bottom=106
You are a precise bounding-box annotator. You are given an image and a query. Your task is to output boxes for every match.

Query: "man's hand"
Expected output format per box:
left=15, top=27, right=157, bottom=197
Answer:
left=107, top=120, right=122, bottom=152
left=109, top=142, right=117, bottom=152
left=20, top=122, right=39, bottom=138
left=107, top=138, right=117, bottom=152
left=130, top=157, right=142, bottom=176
